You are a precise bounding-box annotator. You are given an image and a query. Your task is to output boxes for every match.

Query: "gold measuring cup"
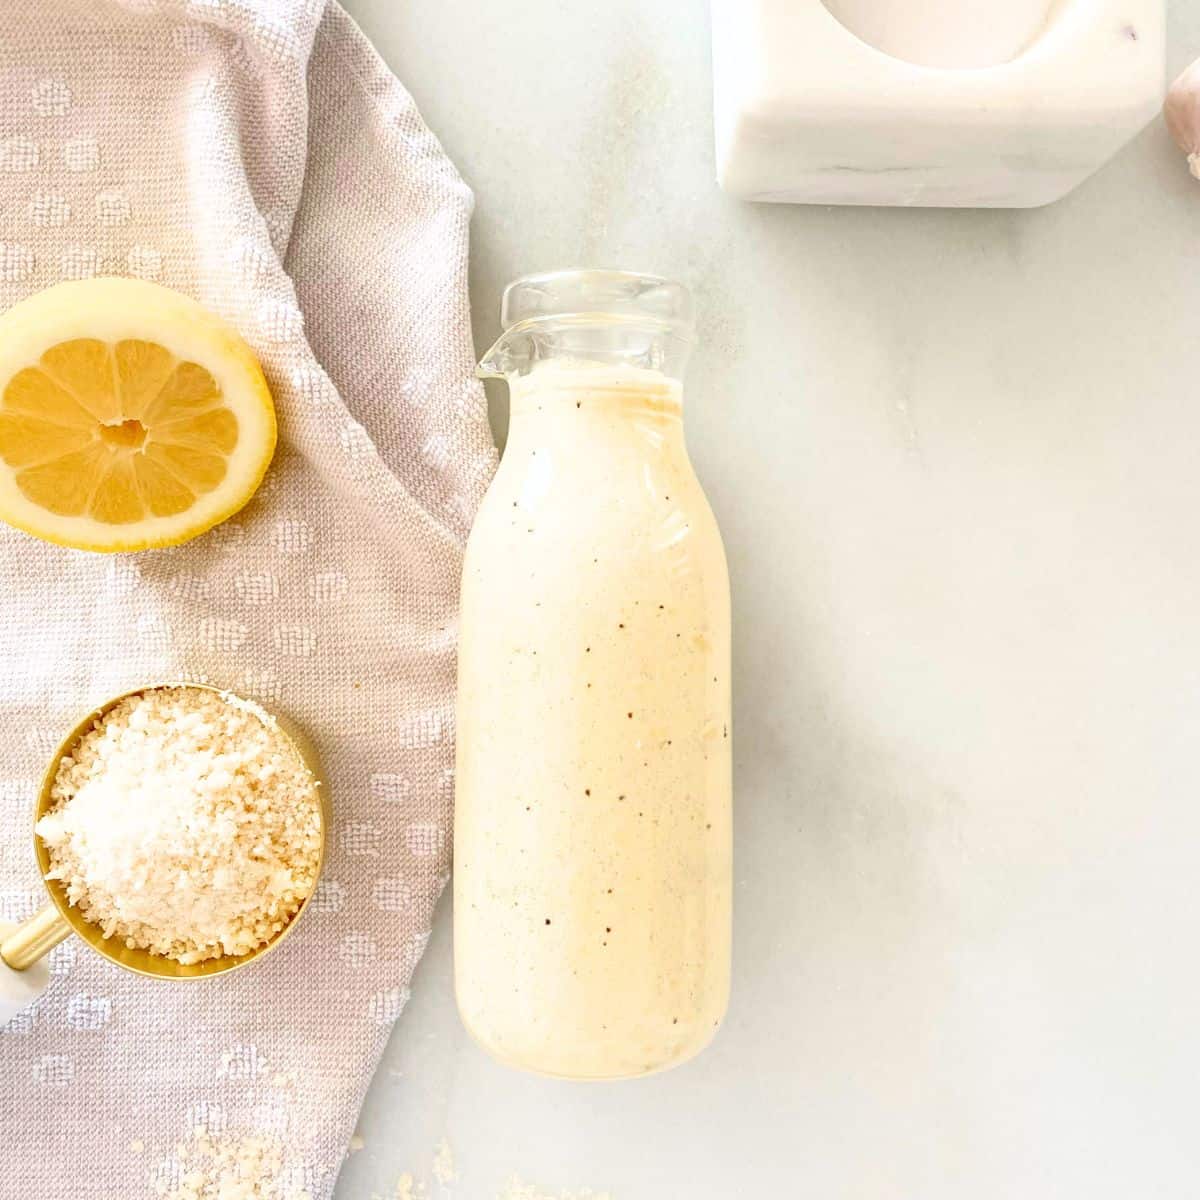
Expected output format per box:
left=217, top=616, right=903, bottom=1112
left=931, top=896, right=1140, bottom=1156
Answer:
left=0, top=683, right=328, bottom=1022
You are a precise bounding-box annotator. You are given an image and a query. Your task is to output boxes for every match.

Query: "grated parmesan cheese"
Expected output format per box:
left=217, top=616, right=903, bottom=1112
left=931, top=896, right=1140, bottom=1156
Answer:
left=36, top=686, right=322, bottom=964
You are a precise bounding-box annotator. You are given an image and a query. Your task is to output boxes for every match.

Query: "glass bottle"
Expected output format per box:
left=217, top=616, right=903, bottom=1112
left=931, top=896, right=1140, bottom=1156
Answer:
left=455, top=270, right=731, bottom=1079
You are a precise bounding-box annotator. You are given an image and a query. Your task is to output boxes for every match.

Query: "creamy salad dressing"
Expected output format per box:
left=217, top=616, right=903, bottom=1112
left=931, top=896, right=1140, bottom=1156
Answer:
left=455, top=361, right=731, bottom=1079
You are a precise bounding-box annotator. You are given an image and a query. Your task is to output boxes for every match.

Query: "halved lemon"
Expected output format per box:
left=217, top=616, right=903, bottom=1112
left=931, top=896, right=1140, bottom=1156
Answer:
left=0, top=277, right=277, bottom=552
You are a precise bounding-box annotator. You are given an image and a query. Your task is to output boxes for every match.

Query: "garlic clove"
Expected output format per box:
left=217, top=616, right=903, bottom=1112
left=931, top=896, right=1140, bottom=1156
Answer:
left=1164, top=57, right=1200, bottom=180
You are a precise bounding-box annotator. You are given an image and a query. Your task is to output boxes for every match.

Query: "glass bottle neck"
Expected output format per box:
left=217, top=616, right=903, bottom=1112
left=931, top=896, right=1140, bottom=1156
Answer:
left=479, top=317, right=692, bottom=384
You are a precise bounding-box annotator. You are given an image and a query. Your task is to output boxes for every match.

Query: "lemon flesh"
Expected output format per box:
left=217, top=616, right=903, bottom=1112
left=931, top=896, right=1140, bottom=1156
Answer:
left=0, top=278, right=277, bottom=552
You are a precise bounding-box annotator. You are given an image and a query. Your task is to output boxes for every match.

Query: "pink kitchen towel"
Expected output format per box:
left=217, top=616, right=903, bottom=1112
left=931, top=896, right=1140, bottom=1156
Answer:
left=0, top=2, right=496, bottom=1196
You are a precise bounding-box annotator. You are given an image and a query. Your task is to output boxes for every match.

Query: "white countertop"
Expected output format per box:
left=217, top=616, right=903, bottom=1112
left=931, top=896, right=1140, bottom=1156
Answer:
left=334, top=3, right=1200, bottom=1197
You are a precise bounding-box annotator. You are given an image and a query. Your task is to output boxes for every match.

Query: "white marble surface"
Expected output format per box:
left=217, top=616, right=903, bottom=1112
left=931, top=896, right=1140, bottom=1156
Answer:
left=334, top=3, right=1200, bottom=1197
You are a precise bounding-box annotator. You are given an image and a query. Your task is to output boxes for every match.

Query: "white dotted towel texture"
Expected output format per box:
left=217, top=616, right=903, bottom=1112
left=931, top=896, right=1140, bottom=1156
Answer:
left=0, top=2, right=496, bottom=1196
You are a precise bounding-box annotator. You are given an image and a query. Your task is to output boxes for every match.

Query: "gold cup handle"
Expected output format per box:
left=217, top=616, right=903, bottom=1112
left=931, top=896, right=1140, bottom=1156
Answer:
left=1, top=904, right=71, bottom=970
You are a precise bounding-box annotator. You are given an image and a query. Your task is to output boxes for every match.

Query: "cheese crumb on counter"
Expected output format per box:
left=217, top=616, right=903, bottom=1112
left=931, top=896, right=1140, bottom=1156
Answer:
left=500, top=1178, right=613, bottom=1200
left=36, top=686, right=321, bottom=965
left=393, top=1175, right=424, bottom=1200
left=431, top=1138, right=456, bottom=1185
